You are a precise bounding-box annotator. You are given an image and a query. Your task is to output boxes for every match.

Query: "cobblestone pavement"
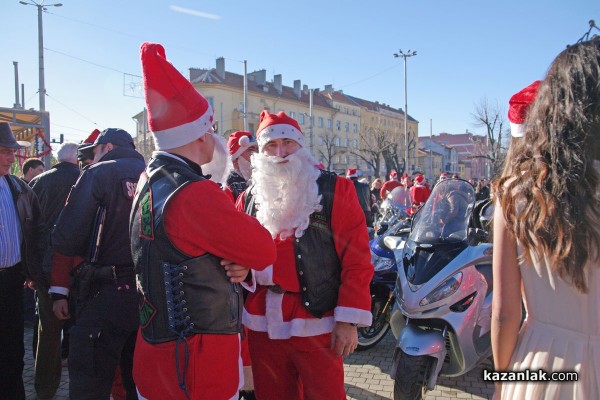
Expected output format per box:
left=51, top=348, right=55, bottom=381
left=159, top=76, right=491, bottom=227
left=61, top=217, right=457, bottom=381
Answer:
left=24, top=327, right=494, bottom=399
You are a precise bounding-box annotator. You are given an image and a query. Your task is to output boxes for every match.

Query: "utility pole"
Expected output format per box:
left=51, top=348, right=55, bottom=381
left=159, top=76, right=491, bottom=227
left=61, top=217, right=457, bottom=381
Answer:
left=393, top=49, right=417, bottom=174
left=243, top=60, right=248, bottom=131
left=20, top=0, right=62, bottom=168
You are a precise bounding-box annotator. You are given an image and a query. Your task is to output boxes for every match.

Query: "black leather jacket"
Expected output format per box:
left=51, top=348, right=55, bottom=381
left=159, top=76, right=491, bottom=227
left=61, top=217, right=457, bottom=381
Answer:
left=4, top=174, right=45, bottom=284
left=52, top=146, right=145, bottom=266
left=29, top=162, right=81, bottom=277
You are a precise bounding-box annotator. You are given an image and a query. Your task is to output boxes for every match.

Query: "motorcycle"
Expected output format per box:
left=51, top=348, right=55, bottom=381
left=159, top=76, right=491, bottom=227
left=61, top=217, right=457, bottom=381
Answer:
left=384, top=179, right=494, bottom=400
left=357, top=218, right=411, bottom=350
left=373, top=187, right=411, bottom=237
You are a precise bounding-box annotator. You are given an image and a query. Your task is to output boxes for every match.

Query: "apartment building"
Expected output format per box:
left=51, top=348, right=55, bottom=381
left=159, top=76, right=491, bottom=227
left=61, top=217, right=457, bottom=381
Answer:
left=133, top=57, right=418, bottom=177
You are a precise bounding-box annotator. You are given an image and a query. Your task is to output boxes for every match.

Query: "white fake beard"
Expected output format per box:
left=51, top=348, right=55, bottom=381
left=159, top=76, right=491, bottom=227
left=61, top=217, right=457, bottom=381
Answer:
left=202, top=133, right=233, bottom=185
left=237, top=156, right=253, bottom=181
left=251, top=147, right=322, bottom=240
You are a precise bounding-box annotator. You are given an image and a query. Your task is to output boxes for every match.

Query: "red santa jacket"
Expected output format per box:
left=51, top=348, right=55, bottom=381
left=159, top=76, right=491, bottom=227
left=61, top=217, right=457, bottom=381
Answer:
left=237, top=176, right=373, bottom=339
left=380, top=179, right=402, bottom=200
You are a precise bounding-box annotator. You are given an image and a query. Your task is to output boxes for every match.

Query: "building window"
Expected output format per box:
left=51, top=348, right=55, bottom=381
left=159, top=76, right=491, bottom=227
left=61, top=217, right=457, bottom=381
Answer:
left=206, top=97, right=214, bottom=111
left=299, top=114, right=305, bottom=124
left=336, top=121, right=341, bottom=131
left=353, top=123, right=358, bottom=133
left=334, top=137, right=341, bottom=146
left=353, top=139, right=358, bottom=148
left=344, top=122, right=349, bottom=132
left=318, top=117, right=324, bottom=128
left=318, top=136, right=324, bottom=145
left=327, top=119, right=333, bottom=129
left=289, top=111, right=296, bottom=119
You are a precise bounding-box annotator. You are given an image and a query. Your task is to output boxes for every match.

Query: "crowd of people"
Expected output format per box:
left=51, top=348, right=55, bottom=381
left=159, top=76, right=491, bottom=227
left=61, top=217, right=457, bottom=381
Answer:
left=1, top=36, right=598, bottom=400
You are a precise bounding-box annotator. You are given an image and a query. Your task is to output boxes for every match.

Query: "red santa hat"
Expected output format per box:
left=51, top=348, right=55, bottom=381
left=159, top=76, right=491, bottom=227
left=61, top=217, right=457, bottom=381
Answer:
left=82, top=129, right=101, bottom=144
left=390, top=170, right=398, bottom=180
left=316, top=162, right=326, bottom=170
left=227, top=131, right=257, bottom=161
left=508, top=80, right=541, bottom=138
left=346, top=168, right=358, bottom=178
left=140, top=42, right=213, bottom=150
left=256, top=111, right=304, bottom=150
left=439, top=172, right=448, bottom=180
left=414, top=173, right=425, bottom=185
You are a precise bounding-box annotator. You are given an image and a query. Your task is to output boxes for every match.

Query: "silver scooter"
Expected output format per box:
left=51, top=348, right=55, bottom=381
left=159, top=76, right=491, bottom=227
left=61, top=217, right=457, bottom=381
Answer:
left=384, top=179, right=494, bottom=400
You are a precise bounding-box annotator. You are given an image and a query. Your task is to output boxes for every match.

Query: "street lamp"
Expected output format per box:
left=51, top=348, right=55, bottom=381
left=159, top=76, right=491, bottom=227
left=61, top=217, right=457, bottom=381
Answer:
left=393, top=49, right=417, bottom=174
left=19, top=0, right=62, bottom=168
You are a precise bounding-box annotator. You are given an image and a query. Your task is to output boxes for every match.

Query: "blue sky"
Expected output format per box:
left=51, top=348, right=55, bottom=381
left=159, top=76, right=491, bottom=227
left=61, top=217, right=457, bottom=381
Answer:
left=1, top=1, right=597, bottom=144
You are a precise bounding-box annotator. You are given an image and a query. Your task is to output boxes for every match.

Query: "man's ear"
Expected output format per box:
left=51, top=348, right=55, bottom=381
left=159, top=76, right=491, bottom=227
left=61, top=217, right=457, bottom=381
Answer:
left=105, top=143, right=114, bottom=152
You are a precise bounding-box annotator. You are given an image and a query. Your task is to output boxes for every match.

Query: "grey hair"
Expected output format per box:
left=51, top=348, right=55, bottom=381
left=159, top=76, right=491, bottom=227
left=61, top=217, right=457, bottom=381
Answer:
left=57, top=142, right=79, bottom=163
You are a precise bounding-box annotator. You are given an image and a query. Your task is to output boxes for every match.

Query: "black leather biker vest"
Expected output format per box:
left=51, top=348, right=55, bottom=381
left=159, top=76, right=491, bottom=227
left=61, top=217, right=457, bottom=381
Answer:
left=245, top=170, right=341, bottom=318
left=130, top=155, right=242, bottom=344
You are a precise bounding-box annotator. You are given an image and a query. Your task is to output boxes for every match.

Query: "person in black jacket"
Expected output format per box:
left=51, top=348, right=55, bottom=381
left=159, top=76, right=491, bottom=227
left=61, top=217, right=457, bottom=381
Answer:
left=50, top=128, right=145, bottom=399
left=29, top=142, right=81, bottom=400
left=0, top=122, right=45, bottom=400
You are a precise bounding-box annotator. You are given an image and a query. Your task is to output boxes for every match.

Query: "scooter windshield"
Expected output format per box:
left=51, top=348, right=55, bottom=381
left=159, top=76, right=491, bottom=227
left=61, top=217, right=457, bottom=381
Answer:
left=408, top=179, right=475, bottom=244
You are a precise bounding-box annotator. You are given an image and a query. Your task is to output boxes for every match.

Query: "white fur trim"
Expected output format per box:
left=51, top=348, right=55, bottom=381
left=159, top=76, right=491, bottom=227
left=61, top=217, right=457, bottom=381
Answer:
left=152, top=109, right=213, bottom=150
left=334, top=306, right=373, bottom=328
left=347, top=172, right=358, bottom=178
left=254, top=265, right=274, bottom=286
left=257, top=123, right=305, bottom=149
left=242, top=290, right=335, bottom=339
left=240, top=270, right=257, bottom=293
left=231, top=143, right=257, bottom=161
left=510, top=121, right=524, bottom=138
left=237, top=335, right=244, bottom=393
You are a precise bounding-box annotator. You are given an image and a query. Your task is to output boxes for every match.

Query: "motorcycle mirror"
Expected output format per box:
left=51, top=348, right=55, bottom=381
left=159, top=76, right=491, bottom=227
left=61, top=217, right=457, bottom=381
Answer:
left=383, top=235, right=405, bottom=251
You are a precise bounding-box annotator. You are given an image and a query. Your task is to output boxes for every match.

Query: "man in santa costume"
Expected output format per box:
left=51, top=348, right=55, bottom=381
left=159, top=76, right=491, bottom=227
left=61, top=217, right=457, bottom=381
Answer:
left=379, top=170, right=402, bottom=199
left=225, top=131, right=258, bottom=203
left=237, top=110, right=373, bottom=399
left=409, top=173, right=430, bottom=210
left=130, top=42, right=276, bottom=400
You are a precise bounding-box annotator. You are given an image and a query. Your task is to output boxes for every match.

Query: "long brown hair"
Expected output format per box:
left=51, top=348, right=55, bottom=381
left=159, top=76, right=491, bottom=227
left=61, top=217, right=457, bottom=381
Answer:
left=493, top=37, right=600, bottom=292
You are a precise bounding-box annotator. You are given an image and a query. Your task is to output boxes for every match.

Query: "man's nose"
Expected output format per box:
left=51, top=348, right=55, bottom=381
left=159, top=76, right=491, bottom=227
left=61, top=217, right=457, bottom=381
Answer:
left=274, top=145, right=286, bottom=158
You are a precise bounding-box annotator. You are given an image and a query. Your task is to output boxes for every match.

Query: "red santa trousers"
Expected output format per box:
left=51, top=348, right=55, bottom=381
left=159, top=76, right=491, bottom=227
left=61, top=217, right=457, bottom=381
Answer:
left=133, top=329, right=242, bottom=400
left=247, top=330, right=346, bottom=400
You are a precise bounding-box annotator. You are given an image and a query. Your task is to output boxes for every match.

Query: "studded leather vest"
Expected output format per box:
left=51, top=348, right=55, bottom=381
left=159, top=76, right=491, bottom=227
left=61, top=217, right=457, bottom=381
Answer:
left=130, top=155, right=242, bottom=344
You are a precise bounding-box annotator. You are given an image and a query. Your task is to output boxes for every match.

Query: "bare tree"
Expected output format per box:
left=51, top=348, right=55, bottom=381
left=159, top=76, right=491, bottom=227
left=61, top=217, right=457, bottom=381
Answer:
left=351, top=126, right=410, bottom=178
left=472, top=98, right=509, bottom=177
left=317, top=132, right=340, bottom=170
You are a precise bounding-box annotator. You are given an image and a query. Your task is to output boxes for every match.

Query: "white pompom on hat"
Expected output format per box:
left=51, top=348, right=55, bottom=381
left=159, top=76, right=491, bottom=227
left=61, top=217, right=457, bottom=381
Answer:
left=140, top=42, right=214, bottom=150
left=227, top=131, right=257, bottom=161
left=508, top=80, right=541, bottom=138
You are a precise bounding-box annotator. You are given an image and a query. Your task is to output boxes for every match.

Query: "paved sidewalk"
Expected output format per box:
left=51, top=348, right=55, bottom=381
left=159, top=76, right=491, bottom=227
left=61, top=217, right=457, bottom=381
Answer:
left=24, top=327, right=494, bottom=399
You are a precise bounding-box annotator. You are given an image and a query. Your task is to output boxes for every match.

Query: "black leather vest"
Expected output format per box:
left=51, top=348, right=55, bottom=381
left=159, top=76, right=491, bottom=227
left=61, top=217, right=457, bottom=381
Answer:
left=130, top=155, right=242, bottom=344
left=245, top=170, right=341, bottom=318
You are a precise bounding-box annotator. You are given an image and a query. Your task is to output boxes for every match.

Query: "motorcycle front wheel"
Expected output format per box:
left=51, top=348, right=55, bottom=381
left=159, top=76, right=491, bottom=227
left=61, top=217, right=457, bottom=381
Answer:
left=357, top=298, right=391, bottom=351
left=393, top=351, right=434, bottom=400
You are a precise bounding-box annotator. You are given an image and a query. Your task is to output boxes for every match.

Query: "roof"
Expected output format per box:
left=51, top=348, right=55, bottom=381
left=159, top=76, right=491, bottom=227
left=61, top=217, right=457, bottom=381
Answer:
left=189, top=68, right=334, bottom=110
left=0, top=107, right=48, bottom=142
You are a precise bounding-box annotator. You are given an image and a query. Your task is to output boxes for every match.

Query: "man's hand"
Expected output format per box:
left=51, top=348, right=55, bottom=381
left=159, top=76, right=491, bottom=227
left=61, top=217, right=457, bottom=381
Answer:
left=220, top=259, right=250, bottom=283
left=331, top=322, right=359, bottom=357
left=53, top=299, right=70, bottom=320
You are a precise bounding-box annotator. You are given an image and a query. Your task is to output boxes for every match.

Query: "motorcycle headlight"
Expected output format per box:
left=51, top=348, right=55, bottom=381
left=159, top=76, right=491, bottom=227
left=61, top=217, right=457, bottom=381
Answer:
left=374, top=258, right=395, bottom=272
left=419, top=272, right=463, bottom=306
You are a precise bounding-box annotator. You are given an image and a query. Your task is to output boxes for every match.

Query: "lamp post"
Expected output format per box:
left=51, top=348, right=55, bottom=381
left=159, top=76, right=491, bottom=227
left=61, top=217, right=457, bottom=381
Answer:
left=19, top=0, right=62, bottom=168
left=393, top=49, right=417, bottom=174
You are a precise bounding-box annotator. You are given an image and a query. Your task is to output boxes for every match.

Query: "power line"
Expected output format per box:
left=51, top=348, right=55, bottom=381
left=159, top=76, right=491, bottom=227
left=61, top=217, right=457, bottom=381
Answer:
left=44, top=47, right=127, bottom=74
left=338, top=64, right=401, bottom=89
left=46, top=93, right=99, bottom=126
